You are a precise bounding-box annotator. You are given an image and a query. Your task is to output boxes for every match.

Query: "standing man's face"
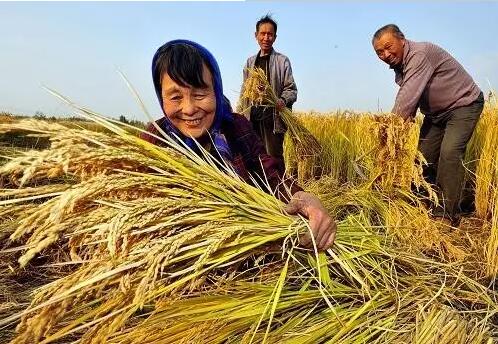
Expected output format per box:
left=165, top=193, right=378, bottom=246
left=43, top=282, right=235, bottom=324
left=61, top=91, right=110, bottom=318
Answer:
left=373, top=32, right=405, bottom=68
left=255, top=23, right=276, bottom=55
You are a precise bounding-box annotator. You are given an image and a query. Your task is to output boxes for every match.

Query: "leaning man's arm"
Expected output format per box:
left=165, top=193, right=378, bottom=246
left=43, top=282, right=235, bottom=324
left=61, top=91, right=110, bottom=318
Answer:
left=393, top=52, right=434, bottom=120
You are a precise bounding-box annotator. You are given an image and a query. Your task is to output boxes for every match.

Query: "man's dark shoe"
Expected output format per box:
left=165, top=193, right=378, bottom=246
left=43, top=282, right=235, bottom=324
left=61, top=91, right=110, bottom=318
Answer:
left=432, top=215, right=460, bottom=229
left=450, top=215, right=461, bottom=228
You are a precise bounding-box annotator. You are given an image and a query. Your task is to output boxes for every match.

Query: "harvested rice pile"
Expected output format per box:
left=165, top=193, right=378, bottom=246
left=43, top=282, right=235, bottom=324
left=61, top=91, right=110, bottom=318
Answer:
left=0, top=107, right=497, bottom=343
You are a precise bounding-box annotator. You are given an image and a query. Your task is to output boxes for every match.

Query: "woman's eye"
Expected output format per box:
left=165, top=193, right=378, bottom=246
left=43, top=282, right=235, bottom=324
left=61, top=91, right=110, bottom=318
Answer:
left=194, top=94, right=207, bottom=100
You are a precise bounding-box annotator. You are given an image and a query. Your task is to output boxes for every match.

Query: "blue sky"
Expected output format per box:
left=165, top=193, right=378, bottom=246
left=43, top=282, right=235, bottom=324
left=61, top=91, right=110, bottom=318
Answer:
left=1, top=2, right=497, bottom=121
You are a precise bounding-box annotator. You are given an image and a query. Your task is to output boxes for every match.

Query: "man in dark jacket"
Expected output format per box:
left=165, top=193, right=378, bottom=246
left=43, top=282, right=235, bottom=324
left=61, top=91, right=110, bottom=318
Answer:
left=372, top=24, right=484, bottom=225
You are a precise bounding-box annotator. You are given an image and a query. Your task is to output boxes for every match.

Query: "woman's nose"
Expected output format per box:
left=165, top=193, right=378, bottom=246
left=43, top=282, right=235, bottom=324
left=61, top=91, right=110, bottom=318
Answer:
left=181, top=97, right=196, bottom=115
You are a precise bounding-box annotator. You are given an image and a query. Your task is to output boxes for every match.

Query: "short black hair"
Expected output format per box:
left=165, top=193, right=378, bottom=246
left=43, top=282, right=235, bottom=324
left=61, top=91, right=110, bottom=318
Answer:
left=256, top=14, right=277, bottom=34
left=153, top=43, right=213, bottom=90
left=372, top=24, right=405, bottom=43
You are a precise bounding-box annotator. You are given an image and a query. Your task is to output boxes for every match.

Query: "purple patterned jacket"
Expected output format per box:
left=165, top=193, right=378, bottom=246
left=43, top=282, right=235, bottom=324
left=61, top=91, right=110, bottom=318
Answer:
left=140, top=113, right=302, bottom=200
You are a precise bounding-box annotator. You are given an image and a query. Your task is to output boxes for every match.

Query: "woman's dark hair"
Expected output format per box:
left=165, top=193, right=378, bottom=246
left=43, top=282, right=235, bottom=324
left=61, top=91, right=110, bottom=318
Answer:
left=151, top=39, right=233, bottom=133
left=153, top=43, right=214, bottom=90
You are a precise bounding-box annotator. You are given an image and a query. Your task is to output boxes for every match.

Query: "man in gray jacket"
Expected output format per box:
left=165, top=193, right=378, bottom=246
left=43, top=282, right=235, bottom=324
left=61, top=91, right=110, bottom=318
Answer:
left=241, top=15, right=298, bottom=163
left=372, top=24, right=484, bottom=225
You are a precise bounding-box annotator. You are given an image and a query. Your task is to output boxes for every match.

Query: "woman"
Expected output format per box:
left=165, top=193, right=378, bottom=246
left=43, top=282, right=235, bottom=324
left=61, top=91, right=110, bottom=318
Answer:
left=142, top=39, right=336, bottom=250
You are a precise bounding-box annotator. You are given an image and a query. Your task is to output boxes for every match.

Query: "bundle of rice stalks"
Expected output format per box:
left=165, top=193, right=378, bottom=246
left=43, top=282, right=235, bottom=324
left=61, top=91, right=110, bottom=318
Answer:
left=48, top=210, right=497, bottom=344
left=1, top=113, right=497, bottom=343
left=104, top=213, right=497, bottom=344
left=0, top=114, right=311, bottom=342
left=284, top=112, right=435, bottom=203
left=464, top=102, right=498, bottom=278
left=369, top=114, right=431, bottom=195
left=240, top=67, right=321, bottom=157
left=467, top=103, right=498, bottom=219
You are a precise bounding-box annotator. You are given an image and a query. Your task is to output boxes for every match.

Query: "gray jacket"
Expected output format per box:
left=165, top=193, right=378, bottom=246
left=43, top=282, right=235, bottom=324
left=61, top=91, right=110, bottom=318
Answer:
left=240, top=49, right=298, bottom=133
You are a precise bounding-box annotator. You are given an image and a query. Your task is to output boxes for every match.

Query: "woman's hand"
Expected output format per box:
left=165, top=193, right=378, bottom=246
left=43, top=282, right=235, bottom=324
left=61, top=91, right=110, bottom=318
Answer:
left=284, top=191, right=337, bottom=250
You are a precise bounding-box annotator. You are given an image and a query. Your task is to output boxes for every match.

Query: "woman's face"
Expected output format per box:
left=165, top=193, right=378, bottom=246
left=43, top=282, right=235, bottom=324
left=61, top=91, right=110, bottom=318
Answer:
left=161, top=64, right=216, bottom=139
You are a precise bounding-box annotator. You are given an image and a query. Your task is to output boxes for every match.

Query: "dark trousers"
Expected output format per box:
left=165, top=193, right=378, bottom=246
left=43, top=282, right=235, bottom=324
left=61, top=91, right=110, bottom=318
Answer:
left=251, top=108, right=285, bottom=163
left=418, top=93, right=484, bottom=219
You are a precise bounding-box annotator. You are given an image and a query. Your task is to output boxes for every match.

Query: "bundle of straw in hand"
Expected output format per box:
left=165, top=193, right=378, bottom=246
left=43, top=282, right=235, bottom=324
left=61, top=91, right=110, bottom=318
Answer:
left=240, top=67, right=321, bottom=157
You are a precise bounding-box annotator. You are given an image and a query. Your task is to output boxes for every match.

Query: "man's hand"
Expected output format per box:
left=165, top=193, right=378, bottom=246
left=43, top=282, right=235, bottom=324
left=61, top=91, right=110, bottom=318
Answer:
left=399, top=112, right=415, bottom=123
left=284, top=191, right=337, bottom=250
left=276, top=98, right=286, bottom=112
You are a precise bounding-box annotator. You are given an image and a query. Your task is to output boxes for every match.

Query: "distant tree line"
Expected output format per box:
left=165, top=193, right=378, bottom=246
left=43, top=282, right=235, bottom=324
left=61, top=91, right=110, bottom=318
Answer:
left=118, top=115, right=146, bottom=129
left=0, top=111, right=146, bottom=129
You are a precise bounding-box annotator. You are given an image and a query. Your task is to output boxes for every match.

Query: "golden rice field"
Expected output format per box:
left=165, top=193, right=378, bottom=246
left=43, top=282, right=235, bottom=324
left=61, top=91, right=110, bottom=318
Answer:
left=0, top=95, right=497, bottom=343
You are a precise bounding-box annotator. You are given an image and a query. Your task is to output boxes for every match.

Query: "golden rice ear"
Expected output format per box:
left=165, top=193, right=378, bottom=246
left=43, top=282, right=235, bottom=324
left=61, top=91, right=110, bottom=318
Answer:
left=241, top=67, right=273, bottom=107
